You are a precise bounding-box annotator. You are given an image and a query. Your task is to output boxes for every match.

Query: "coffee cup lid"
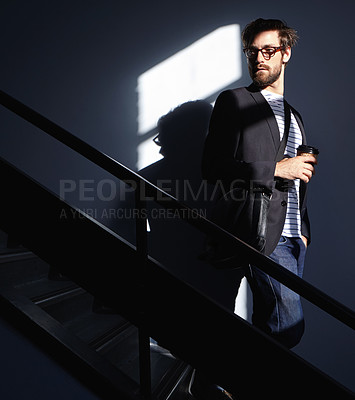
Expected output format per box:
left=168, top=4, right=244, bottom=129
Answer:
left=297, top=145, right=319, bottom=155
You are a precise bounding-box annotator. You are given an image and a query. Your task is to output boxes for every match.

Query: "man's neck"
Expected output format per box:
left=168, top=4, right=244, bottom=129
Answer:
left=263, top=79, right=284, bottom=95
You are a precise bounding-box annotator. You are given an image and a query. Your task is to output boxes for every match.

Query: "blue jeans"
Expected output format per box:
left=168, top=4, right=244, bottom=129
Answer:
left=246, top=236, right=306, bottom=348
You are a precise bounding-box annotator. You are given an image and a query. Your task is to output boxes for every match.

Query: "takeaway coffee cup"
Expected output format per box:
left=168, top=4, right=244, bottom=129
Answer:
left=297, top=145, right=319, bottom=159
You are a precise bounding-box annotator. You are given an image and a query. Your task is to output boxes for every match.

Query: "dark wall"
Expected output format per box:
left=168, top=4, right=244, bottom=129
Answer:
left=0, top=0, right=354, bottom=392
left=0, top=316, right=100, bottom=399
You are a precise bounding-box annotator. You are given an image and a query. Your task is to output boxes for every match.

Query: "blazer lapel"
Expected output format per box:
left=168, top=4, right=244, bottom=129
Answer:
left=247, top=84, right=280, bottom=152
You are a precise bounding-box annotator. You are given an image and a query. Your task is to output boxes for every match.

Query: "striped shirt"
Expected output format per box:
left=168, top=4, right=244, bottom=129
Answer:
left=261, top=90, right=303, bottom=238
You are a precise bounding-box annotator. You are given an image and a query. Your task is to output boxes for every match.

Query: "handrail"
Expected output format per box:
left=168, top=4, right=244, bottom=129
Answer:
left=0, top=89, right=354, bottom=331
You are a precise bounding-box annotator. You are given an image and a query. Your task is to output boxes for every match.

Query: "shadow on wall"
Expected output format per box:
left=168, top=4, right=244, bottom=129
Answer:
left=140, top=100, right=213, bottom=208
left=118, top=100, right=243, bottom=310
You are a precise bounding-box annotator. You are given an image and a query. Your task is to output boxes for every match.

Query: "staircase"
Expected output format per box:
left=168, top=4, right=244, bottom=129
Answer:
left=0, top=230, right=193, bottom=400
left=0, top=90, right=354, bottom=400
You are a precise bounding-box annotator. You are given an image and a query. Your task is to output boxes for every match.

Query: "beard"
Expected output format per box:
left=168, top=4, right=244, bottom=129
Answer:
left=249, top=61, right=282, bottom=89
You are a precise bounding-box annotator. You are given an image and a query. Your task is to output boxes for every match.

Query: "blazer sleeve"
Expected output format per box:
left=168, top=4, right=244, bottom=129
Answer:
left=202, top=90, right=276, bottom=189
left=301, top=207, right=311, bottom=244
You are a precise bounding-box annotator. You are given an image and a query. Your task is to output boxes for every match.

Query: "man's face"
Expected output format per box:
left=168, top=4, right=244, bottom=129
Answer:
left=246, top=30, right=289, bottom=89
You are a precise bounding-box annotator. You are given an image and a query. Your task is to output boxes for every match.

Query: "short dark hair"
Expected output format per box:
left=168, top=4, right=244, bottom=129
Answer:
left=242, top=18, right=298, bottom=49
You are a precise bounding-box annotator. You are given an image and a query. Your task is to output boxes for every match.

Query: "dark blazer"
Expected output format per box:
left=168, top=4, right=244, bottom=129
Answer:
left=202, top=84, right=310, bottom=255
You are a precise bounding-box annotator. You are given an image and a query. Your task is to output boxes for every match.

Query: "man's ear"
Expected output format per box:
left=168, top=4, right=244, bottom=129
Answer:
left=283, top=46, right=291, bottom=64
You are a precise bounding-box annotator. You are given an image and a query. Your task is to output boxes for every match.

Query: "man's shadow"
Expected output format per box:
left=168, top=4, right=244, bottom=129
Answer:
left=140, top=100, right=212, bottom=210
left=117, top=100, right=243, bottom=311
left=139, top=100, right=243, bottom=310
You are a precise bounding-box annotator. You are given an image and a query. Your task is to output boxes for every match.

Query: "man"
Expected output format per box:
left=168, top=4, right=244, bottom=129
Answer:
left=202, top=18, right=317, bottom=350
left=191, top=18, right=318, bottom=400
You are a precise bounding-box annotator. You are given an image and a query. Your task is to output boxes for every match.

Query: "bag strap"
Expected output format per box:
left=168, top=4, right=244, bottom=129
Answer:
left=275, top=100, right=291, bottom=162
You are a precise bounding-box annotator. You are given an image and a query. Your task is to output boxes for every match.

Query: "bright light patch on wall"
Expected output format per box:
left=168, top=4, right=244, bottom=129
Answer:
left=137, top=24, right=242, bottom=138
left=234, top=277, right=250, bottom=321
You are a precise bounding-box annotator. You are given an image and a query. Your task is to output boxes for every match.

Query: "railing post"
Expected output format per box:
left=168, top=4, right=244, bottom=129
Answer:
left=135, top=181, right=152, bottom=399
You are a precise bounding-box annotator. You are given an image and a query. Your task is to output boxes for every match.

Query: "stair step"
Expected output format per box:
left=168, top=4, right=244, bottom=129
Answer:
left=162, top=365, right=194, bottom=400
left=14, top=277, right=80, bottom=302
left=88, top=321, right=132, bottom=351
left=153, top=362, right=193, bottom=400
left=96, top=323, right=139, bottom=379
left=39, top=290, right=95, bottom=323
left=0, top=248, right=33, bottom=260
left=96, top=325, right=187, bottom=395
left=0, top=249, right=50, bottom=286
left=63, top=309, right=131, bottom=346
left=32, top=285, right=84, bottom=306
